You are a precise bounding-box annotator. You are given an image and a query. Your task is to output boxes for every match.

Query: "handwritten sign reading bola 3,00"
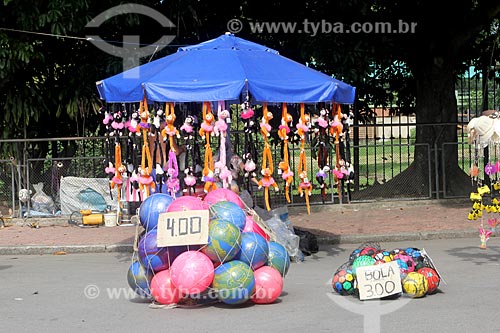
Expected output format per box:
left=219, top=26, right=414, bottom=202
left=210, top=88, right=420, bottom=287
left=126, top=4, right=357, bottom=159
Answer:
left=356, top=261, right=402, bottom=300
left=156, top=210, right=209, bottom=247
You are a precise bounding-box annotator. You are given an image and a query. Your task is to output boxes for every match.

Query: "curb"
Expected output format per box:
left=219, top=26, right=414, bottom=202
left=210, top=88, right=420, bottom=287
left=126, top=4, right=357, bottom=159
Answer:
left=0, top=230, right=478, bottom=255
left=0, top=244, right=134, bottom=255
left=317, top=229, right=478, bottom=245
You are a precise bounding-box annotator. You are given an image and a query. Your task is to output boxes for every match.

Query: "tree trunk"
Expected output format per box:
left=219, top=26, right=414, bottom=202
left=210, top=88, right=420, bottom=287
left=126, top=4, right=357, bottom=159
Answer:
left=413, top=56, right=470, bottom=197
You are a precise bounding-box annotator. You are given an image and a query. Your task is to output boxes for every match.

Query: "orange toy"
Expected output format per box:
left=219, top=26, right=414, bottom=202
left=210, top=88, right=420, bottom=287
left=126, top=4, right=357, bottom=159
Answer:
left=138, top=97, right=155, bottom=198
left=297, top=103, right=311, bottom=214
left=278, top=160, right=294, bottom=203
left=109, top=142, right=126, bottom=205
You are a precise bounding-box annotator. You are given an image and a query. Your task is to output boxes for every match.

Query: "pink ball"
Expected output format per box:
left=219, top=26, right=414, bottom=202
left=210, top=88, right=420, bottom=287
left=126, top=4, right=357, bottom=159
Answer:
left=243, top=215, right=270, bottom=241
left=170, top=251, right=214, bottom=295
left=251, top=266, right=283, bottom=304
left=150, top=269, right=181, bottom=304
left=204, top=188, right=245, bottom=209
left=167, top=196, right=208, bottom=212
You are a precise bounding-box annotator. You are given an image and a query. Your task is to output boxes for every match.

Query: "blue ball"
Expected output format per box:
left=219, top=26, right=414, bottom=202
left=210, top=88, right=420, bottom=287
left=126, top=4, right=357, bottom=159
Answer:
left=236, top=232, right=269, bottom=270
left=202, top=219, right=241, bottom=263
left=139, top=193, right=174, bottom=231
left=126, top=260, right=153, bottom=297
left=209, top=201, right=246, bottom=230
left=213, top=260, right=255, bottom=305
left=137, top=229, right=187, bottom=273
left=266, top=241, right=290, bottom=276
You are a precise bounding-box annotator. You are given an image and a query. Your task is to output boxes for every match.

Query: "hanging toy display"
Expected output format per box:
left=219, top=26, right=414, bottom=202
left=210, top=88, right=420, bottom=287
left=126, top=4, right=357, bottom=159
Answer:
left=149, top=105, right=166, bottom=192
left=296, top=103, right=312, bottom=214
left=214, top=102, right=232, bottom=189
left=124, top=105, right=141, bottom=202
left=199, top=102, right=217, bottom=193
left=138, top=96, right=155, bottom=199
left=101, top=105, right=115, bottom=199
left=241, top=98, right=258, bottom=192
left=180, top=114, right=198, bottom=195
left=330, top=103, right=346, bottom=202
left=160, top=102, right=181, bottom=197
left=313, top=107, right=331, bottom=203
left=277, top=102, right=294, bottom=203
left=258, top=102, right=279, bottom=211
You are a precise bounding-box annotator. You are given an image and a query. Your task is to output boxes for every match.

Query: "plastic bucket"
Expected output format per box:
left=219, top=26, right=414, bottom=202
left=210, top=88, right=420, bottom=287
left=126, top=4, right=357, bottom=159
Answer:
left=104, top=212, right=118, bottom=227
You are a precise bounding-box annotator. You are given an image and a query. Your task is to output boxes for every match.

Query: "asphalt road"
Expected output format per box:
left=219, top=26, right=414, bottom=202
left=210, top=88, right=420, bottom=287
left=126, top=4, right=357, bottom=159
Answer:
left=1, top=237, right=499, bottom=333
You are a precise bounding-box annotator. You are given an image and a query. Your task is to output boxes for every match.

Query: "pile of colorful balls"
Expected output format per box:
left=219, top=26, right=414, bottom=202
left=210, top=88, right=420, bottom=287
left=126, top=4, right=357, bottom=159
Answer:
left=126, top=188, right=291, bottom=307
left=332, top=242, right=441, bottom=299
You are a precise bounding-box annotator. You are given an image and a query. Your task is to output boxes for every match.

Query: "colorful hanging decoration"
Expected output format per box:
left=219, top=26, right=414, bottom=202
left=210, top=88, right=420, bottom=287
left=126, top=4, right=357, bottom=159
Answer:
left=180, top=114, right=198, bottom=194
left=138, top=97, right=155, bottom=198
left=330, top=103, right=345, bottom=201
left=277, top=102, right=294, bottom=203
left=313, top=107, right=331, bottom=203
left=199, top=102, right=217, bottom=193
left=124, top=106, right=141, bottom=202
left=296, top=103, right=312, bottom=214
left=161, top=102, right=180, bottom=197
left=258, top=102, right=279, bottom=211
left=241, top=99, right=258, bottom=192
left=214, top=102, right=232, bottom=189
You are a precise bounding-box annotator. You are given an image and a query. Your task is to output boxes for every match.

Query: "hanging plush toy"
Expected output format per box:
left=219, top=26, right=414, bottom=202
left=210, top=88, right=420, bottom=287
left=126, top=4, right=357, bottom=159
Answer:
left=110, top=141, right=126, bottom=205
left=241, top=99, right=258, bottom=192
left=214, top=105, right=232, bottom=189
left=313, top=107, right=331, bottom=203
left=180, top=115, right=198, bottom=194
left=260, top=108, right=273, bottom=138
left=161, top=103, right=181, bottom=197
left=278, top=160, right=294, bottom=203
left=315, top=165, right=330, bottom=189
left=200, top=102, right=217, bottom=193
left=138, top=97, right=155, bottom=198
left=278, top=103, right=294, bottom=203
left=258, top=102, right=279, bottom=211
left=297, top=103, right=312, bottom=214
left=298, top=170, right=313, bottom=199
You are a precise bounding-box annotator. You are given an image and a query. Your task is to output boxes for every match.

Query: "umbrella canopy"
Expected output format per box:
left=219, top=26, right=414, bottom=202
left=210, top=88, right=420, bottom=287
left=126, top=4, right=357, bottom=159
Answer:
left=96, top=33, right=356, bottom=104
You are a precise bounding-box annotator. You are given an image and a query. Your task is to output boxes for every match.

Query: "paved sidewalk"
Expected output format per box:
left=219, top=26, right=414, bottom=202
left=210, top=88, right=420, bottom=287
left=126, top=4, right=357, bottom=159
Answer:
left=0, top=199, right=483, bottom=255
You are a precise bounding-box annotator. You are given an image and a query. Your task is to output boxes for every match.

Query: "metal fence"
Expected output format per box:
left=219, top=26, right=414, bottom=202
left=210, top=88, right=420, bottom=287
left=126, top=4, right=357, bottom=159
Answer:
left=0, top=121, right=465, bottom=219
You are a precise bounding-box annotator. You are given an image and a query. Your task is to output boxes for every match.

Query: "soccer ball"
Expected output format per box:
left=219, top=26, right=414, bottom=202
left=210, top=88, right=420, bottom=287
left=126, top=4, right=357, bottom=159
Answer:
left=417, top=267, right=440, bottom=294
left=402, top=272, right=428, bottom=298
left=332, top=269, right=356, bottom=295
left=374, top=250, right=393, bottom=263
left=393, top=253, right=416, bottom=273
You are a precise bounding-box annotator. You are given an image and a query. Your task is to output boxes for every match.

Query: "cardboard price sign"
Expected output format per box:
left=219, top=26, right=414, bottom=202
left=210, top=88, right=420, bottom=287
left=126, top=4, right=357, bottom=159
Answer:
left=157, top=210, right=209, bottom=247
left=356, top=261, right=402, bottom=300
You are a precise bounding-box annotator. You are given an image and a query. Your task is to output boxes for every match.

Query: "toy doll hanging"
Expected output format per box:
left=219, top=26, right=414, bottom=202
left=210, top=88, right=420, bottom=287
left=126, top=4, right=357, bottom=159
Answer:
left=277, top=102, right=294, bottom=203
left=161, top=102, right=181, bottom=197
left=240, top=98, right=258, bottom=193
left=137, top=95, right=155, bottom=198
left=214, top=101, right=232, bottom=189
left=296, top=103, right=312, bottom=214
left=258, top=102, right=279, bottom=211
left=199, top=101, right=217, bottom=193
left=313, top=107, right=331, bottom=203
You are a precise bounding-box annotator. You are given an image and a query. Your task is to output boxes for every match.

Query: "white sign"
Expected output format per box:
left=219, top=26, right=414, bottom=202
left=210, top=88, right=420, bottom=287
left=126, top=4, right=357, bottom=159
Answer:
left=157, top=210, right=209, bottom=247
left=356, top=261, right=402, bottom=300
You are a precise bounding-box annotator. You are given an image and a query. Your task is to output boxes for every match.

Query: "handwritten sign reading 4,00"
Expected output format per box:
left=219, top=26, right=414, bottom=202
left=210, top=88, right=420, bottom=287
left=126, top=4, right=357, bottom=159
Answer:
left=356, top=261, right=402, bottom=300
left=157, top=210, right=209, bottom=247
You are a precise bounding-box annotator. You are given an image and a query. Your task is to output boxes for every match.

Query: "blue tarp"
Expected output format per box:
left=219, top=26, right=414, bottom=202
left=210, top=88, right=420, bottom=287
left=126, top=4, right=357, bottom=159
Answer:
left=96, top=33, right=356, bottom=104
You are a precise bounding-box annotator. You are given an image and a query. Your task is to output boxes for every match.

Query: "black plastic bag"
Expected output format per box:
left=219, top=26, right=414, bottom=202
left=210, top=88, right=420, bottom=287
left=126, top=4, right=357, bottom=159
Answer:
left=294, top=228, right=319, bottom=256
